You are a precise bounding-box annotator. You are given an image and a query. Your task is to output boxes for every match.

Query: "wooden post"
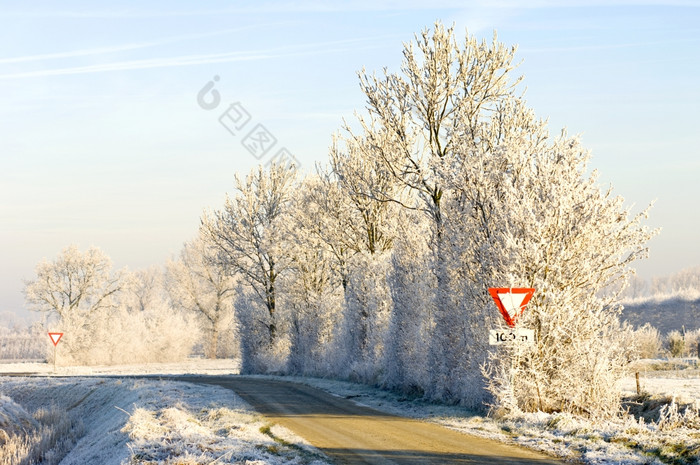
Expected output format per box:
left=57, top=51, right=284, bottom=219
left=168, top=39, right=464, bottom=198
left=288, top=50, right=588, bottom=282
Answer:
left=635, top=372, right=641, bottom=396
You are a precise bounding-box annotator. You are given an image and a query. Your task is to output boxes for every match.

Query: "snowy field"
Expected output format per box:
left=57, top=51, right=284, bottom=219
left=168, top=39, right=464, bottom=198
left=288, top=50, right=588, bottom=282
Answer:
left=621, top=361, right=700, bottom=404
left=0, top=361, right=329, bottom=465
left=0, top=357, right=241, bottom=376
left=1, top=359, right=699, bottom=465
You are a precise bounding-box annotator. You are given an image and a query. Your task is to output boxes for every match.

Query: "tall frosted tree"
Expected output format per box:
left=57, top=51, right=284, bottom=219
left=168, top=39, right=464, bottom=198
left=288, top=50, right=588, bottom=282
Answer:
left=336, top=22, right=656, bottom=413
left=441, top=100, right=657, bottom=413
left=337, top=22, right=522, bottom=399
left=201, top=163, right=297, bottom=372
left=283, top=173, right=351, bottom=375
left=328, top=135, right=402, bottom=380
left=24, top=245, right=122, bottom=321
left=167, top=235, right=237, bottom=359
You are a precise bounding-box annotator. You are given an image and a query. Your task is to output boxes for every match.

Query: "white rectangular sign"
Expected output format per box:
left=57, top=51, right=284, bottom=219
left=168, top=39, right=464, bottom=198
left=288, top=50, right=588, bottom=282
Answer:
left=489, top=328, right=535, bottom=345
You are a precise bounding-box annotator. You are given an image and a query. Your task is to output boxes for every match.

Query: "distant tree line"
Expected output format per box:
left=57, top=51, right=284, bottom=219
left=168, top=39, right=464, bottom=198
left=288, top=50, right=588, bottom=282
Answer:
left=22, top=244, right=237, bottom=365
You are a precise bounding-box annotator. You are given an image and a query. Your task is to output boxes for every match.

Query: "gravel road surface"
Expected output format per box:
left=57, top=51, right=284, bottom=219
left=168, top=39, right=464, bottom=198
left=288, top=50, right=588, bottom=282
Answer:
left=183, top=376, right=563, bottom=465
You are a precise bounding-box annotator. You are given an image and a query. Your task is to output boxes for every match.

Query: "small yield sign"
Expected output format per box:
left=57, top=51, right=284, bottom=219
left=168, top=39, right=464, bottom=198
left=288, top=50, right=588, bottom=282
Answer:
left=48, top=332, right=63, bottom=372
left=488, top=288, right=535, bottom=345
left=48, top=332, right=63, bottom=346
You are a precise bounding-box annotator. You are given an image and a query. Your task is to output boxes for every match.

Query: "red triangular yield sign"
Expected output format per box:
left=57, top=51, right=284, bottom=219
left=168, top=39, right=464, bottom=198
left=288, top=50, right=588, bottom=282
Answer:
left=48, top=332, right=63, bottom=346
left=488, top=288, right=535, bottom=328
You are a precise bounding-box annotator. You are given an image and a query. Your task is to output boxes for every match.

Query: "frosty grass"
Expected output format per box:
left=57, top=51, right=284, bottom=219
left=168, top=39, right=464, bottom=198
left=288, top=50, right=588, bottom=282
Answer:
left=0, top=375, right=329, bottom=465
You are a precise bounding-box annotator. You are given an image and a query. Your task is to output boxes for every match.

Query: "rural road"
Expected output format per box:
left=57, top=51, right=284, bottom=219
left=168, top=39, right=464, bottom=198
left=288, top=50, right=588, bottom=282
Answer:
left=180, top=376, right=563, bottom=465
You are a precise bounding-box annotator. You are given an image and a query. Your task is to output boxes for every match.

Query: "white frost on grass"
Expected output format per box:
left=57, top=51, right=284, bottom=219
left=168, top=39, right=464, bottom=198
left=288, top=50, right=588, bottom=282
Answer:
left=0, top=394, right=37, bottom=434
left=120, top=380, right=330, bottom=465
left=0, top=357, right=240, bottom=376
left=0, top=377, right=130, bottom=465
left=0, top=375, right=329, bottom=465
left=622, top=360, right=700, bottom=403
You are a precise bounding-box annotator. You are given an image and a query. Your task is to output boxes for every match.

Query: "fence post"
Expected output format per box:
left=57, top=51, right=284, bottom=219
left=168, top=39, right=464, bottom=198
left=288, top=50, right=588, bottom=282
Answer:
left=635, top=372, right=641, bottom=396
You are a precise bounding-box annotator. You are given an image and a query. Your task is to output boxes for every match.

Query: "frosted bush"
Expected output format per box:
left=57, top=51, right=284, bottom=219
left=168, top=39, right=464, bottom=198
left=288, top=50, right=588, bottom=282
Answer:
left=202, top=164, right=298, bottom=374
left=338, top=252, right=392, bottom=383
left=381, top=220, right=433, bottom=396
left=54, top=302, right=198, bottom=366
left=0, top=397, right=82, bottom=465
left=633, top=323, right=662, bottom=359
left=683, top=329, right=700, bottom=357
left=666, top=330, right=686, bottom=358
left=657, top=398, right=700, bottom=430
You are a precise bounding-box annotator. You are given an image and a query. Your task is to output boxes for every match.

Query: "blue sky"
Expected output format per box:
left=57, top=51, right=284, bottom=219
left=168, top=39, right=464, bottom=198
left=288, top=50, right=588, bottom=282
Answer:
left=1, top=1, right=699, bottom=320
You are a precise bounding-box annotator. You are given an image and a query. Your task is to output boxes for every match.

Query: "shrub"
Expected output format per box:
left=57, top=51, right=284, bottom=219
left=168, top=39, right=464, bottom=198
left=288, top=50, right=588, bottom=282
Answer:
left=634, top=324, right=662, bottom=359
left=666, top=330, right=686, bottom=358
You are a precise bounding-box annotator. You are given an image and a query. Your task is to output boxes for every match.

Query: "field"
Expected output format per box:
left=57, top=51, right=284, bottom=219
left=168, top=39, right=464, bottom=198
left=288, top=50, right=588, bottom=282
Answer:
left=0, top=361, right=328, bottom=465
left=1, top=359, right=699, bottom=465
left=621, top=296, right=700, bottom=335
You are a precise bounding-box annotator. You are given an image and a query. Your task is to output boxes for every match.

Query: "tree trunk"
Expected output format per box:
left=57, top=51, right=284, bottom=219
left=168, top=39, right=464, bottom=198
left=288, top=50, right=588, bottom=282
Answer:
left=208, top=324, right=220, bottom=359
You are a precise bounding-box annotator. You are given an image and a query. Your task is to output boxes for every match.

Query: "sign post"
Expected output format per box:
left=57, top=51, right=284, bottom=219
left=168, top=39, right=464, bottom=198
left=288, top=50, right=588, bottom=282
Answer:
left=48, top=332, right=63, bottom=373
left=488, top=288, right=535, bottom=346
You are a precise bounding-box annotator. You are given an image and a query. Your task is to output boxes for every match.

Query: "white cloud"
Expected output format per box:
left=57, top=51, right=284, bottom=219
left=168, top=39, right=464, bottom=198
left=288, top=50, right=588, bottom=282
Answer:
left=0, top=34, right=395, bottom=80
left=0, top=52, right=271, bottom=80
left=0, top=28, right=266, bottom=65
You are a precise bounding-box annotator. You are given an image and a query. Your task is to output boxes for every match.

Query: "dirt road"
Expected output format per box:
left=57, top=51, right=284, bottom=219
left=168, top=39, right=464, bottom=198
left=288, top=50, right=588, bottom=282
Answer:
left=182, top=376, right=562, bottom=465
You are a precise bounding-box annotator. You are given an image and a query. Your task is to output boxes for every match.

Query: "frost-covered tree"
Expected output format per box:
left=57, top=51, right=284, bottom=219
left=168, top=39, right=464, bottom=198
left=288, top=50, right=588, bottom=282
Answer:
left=381, top=211, right=434, bottom=393
left=337, top=22, right=523, bottom=399
left=323, top=110, right=417, bottom=381
left=23, top=246, right=197, bottom=365
left=439, top=96, right=656, bottom=415
left=283, top=174, right=347, bottom=375
left=329, top=133, right=399, bottom=257
left=292, top=171, right=356, bottom=288
left=23, top=245, right=124, bottom=361
left=122, top=266, right=167, bottom=313
left=327, top=132, right=404, bottom=380
left=201, top=163, right=297, bottom=372
left=284, top=168, right=397, bottom=378
left=167, top=235, right=237, bottom=358
left=334, top=21, right=656, bottom=415
left=24, top=245, right=123, bottom=320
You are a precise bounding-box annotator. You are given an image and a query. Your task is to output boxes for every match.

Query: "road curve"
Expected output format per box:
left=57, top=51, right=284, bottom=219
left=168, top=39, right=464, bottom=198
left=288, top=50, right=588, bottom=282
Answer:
left=179, top=376, right=563, bottom=465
